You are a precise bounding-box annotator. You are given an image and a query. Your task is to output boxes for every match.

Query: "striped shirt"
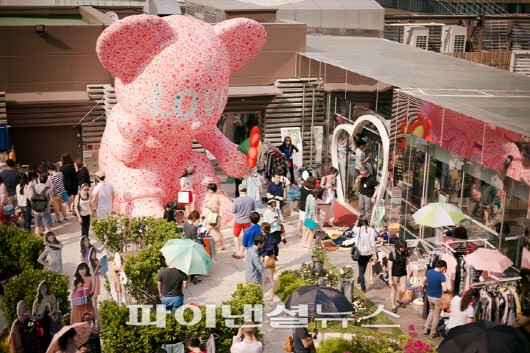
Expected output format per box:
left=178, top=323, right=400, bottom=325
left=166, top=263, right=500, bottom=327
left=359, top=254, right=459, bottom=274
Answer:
left=50, top=172, right=65, bottom=196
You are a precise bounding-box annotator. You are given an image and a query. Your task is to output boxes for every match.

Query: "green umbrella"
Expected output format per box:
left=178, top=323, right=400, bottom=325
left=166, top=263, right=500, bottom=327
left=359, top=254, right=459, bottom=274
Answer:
left=160, top=239, right=214, bottom=275
left=412, top=202, right=465, bottom=228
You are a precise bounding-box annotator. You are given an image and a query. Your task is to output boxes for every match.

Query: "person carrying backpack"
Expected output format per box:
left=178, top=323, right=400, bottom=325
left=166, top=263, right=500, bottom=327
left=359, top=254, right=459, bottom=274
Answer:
left=29, top=174, right=52, bottom=237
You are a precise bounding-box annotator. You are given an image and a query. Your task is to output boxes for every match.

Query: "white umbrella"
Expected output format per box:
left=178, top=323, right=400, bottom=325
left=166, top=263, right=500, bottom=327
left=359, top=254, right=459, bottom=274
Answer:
left=412, top=202, right=465, bottom=228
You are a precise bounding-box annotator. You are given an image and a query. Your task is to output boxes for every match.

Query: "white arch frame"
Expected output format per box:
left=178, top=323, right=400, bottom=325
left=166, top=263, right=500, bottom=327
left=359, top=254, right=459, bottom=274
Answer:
left=331, top=115, right=390, bottom=225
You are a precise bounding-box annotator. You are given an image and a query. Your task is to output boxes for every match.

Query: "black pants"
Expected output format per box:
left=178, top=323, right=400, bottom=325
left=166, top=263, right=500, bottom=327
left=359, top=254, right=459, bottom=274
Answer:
left=357, top=255, right=372, bottom=291
left=288, top=164, right=296, bottom=184
left=81, top=215, right=91, bottom=237
left=271, top=231, right=282, bottom=257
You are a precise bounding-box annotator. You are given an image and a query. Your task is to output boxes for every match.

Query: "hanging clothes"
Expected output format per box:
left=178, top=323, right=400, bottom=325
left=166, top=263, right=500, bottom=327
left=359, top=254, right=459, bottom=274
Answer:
left=206, top=334, right=217, bottom=353
left=441, top=253, right=457, bottom=292
left=162, top=342, right=185, bottom=353
left=245, top=175, right=262, bottom=202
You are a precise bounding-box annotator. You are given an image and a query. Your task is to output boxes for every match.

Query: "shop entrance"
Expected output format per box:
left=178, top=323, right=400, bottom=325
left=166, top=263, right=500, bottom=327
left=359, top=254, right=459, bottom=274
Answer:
left=217, top=112, right=262, bottom=144
left=331, top=116, right=390, bottom=225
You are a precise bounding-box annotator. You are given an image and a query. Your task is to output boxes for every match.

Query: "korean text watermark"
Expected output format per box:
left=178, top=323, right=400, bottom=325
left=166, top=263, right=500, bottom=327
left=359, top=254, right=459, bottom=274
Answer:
left=126, top=304, right=400, bottom=328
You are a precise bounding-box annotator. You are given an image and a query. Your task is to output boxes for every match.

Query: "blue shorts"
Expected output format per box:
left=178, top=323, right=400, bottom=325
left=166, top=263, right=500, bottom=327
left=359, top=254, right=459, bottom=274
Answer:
left=161, top=295, right=184, bottom=311
left=34, top=211, right=52, bottom=228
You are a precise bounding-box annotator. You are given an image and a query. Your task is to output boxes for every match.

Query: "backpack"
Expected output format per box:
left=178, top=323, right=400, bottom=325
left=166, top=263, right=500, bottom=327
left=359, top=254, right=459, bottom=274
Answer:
left=30, top=186, right=49, bottom=212
left=284, top=335, right=294, bottom=352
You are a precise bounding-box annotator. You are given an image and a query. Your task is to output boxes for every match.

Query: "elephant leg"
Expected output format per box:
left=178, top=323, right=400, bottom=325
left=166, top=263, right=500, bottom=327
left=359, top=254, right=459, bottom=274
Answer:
left=100, top=149, right=166, bottom=218
left=186, top=152, right=235, bottom=229
left=186, top=152, right=220, bottom=210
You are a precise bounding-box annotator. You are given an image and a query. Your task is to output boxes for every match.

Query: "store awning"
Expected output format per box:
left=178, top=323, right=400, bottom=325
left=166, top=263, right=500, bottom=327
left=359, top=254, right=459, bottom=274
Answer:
left=301, top=36, right=530, bottom=137
left=324, top=82, right=393, bottom=93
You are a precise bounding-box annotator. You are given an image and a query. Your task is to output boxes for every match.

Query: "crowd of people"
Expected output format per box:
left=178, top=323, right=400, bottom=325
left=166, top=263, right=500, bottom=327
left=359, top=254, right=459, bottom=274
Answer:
left=5, top=153, right=113, bottom=353
left=6, top=140, right=526, bottom=353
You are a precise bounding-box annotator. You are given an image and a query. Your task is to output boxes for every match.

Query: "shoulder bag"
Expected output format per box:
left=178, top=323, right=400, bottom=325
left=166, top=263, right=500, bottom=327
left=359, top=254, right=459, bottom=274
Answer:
left=205, top=211, right=219, bottom=225
left=351, top=227, right=365, bottom=261
left=284, top=335, right=294, bottom=352
left=303, top=197, right=318, bottom=231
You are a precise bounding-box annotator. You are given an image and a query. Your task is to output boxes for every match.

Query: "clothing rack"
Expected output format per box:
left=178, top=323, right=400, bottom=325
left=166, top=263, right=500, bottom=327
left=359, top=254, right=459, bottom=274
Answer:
left=470, top=276, right=522, bottom=287
left=262, top=140, right=284, bottom=156
left=436, top=238, right=495, bottom=254
left=429, top=248, right=447, bottom=255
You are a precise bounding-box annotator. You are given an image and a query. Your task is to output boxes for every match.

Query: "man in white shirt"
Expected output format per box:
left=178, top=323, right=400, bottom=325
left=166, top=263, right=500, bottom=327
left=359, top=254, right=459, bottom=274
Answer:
left=90, top=171, right=115, bottom=219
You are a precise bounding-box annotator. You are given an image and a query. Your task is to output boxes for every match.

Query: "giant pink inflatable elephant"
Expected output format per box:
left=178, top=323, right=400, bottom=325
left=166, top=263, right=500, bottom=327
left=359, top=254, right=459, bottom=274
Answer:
left=96, top=15, right=266, bottom=224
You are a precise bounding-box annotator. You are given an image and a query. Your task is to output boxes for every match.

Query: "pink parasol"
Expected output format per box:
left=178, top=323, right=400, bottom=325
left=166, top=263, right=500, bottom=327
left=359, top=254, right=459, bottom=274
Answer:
left=464, top=248, right=513, bottom=273
left=521, top=247, right=530, bottom=270
left=45, top=322, right=93, bottom=353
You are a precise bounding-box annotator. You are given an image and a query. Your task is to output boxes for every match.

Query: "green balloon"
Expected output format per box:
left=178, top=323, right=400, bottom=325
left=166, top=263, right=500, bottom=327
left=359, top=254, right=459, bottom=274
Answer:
left=237, top=138, right=250, bottom=155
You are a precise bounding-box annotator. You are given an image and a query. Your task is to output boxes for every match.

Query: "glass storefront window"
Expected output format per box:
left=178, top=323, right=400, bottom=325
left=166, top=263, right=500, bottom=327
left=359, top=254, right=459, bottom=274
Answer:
left=401, top=135, right=428, bottom=239
left=500, top=177, right=530, bottom=266
left=461, top=160, right=503, bottom=244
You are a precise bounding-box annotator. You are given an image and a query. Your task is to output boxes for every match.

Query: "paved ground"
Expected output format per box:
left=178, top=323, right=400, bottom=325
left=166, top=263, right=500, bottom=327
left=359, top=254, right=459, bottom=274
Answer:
left=0, top=176, right=442, bottom=351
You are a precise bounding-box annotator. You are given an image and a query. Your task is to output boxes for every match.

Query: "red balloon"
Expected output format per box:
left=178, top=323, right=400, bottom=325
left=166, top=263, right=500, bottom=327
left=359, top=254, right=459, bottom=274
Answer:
left=250, top=134, right=260, bottom=148
left=250, top=126, right=260, bottom=137
left=247, top=147, right=258, bottom=160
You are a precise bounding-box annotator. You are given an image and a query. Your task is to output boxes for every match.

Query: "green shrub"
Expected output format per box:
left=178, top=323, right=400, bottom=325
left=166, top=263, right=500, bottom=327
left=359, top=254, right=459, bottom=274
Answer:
left=0, top=225, right=44, bottom=277
left=0, top=328, right=9, bottom=353
left=275, top=270, right=311, bottom=303
left=92, top=215, right=182, bottom=254
left=124, top=231, right=182, bottom=301
left=275, top=264, right=338, bottom=303
left=316, top=336, right=401, bottom=353
left=1, top=269, right=70, bottom=324
left=100, top=282, right=264, bottom=353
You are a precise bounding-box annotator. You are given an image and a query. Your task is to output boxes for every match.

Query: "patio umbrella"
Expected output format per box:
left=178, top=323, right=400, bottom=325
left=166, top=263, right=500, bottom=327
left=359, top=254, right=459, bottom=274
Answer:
left=160, top=238, right=213, bottom=275
left=285, top=285, right=353, bottom=318
left=464, top=248, right=513, bottom=273
left=45, top=322, right=92, bottom=353
left=412, top=202, right=465, bottom=228
left=438, top=320, right=530, bottom=353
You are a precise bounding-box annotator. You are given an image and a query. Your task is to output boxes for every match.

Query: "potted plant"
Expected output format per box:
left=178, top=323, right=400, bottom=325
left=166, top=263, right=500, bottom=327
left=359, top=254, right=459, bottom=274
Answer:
left=311, top=245, right=325, bottom=276
left=338, top=265, right=354, bottom=302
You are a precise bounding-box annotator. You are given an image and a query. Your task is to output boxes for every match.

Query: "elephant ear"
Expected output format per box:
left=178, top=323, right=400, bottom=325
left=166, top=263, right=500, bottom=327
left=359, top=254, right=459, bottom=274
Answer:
left=96, top=14, right=178, bottom=84
left=214, top=18, right=267, bottom=73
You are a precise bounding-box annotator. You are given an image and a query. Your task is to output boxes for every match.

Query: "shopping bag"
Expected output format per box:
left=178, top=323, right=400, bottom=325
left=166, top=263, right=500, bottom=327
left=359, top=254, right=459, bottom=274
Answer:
left=440, top=292, right=453, bottom=310
left=350, top=245, right=360, bottom=261
left=205, top=212, right=218, bottom=225
left=404, top=290, right=414, bottom=302
left=72, top=288, right=90, bottom=306
left=261, top=268, right=274, bottom=293
left=177, top=191, right=192, bottom=204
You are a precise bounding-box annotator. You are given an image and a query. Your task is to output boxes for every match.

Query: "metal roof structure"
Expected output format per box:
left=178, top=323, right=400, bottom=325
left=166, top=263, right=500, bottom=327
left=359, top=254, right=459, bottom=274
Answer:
left=302, top=35, right=530, bottom=136
left=186, top=0, right=382, bottom=10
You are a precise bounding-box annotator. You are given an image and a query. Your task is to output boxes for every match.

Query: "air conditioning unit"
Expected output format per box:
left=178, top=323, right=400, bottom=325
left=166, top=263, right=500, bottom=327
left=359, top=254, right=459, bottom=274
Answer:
left=403, top=26, right=429, bottom=50
left=144, top=0, right=182, bottom=16
left=442, top=25, right=467, bottom=53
